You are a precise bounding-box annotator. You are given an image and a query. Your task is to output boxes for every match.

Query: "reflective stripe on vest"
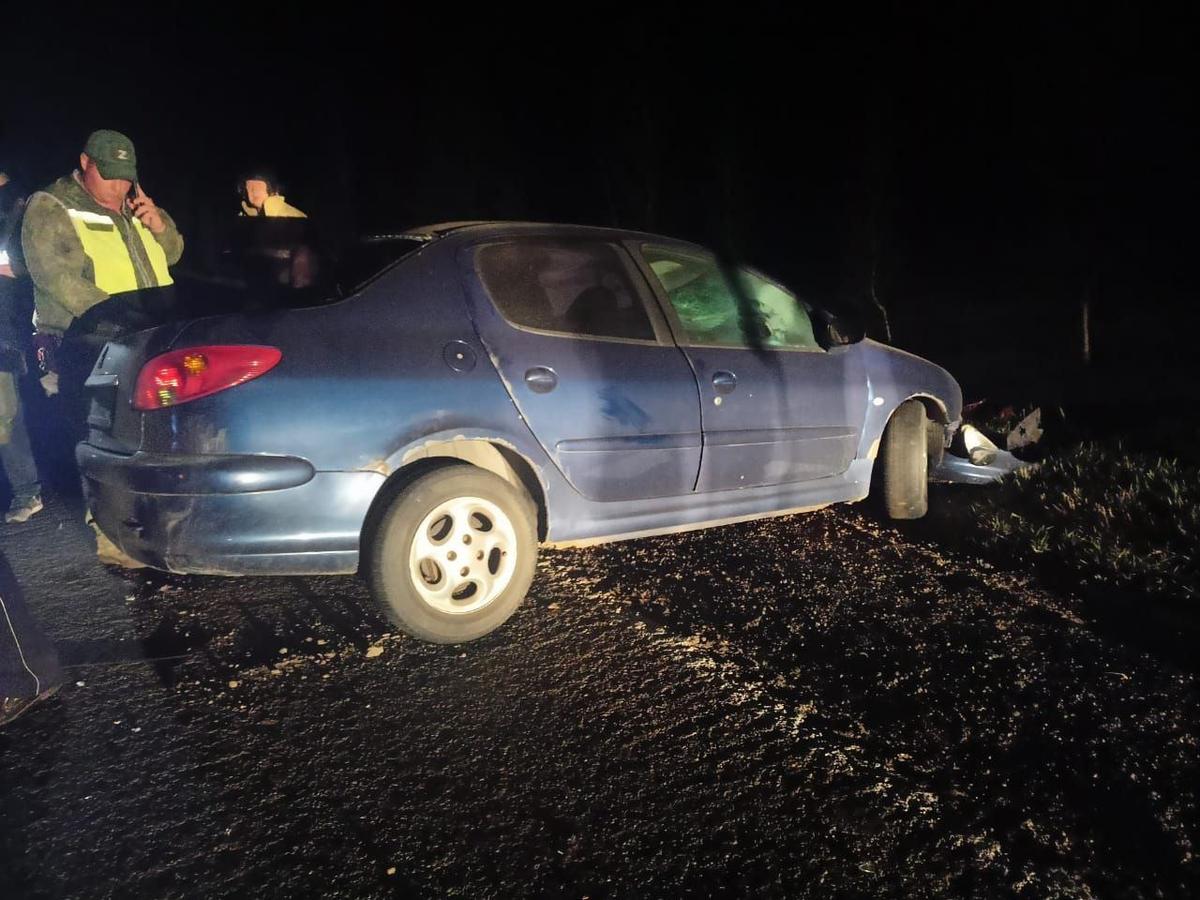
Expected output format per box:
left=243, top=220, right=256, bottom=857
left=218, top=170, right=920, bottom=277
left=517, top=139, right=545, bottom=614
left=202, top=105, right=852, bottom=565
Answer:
left=66, top=208, right=173, bottom=294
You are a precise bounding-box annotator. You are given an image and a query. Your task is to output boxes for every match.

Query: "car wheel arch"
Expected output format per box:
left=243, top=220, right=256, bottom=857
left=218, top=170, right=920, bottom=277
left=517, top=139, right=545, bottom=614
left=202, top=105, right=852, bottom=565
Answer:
left=866, top=393, right=951, bottom=463
left=903, top=393, right=950, bottom=427
left=359, top=439, right=548, bottom=573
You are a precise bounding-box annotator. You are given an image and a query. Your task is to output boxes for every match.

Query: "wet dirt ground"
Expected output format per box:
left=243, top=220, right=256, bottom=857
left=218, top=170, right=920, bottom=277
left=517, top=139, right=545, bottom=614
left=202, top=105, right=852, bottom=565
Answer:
left=0, top=491, right=1196, bottom=898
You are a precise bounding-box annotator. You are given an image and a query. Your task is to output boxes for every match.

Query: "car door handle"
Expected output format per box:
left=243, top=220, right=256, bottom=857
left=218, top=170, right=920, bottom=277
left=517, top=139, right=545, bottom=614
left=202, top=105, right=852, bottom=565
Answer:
left=524, top=366, right=558, bottom=394
left=711, top=370, right=737, bottom=395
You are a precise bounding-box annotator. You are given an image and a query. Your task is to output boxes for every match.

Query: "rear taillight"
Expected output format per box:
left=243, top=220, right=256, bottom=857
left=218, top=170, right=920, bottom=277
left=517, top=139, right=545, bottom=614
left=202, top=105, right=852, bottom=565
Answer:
left=133, top=345, right=282, bottom=411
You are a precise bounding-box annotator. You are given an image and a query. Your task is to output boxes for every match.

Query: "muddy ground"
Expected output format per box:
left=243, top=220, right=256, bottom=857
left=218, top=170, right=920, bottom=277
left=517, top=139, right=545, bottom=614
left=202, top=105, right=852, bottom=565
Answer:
left=0, top=490, right=1196, bottom=898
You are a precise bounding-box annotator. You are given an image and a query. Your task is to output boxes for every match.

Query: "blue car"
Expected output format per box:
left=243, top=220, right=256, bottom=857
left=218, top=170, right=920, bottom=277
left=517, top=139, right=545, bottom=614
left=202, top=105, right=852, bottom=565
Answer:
left=79, top=221, right=963, bottom=643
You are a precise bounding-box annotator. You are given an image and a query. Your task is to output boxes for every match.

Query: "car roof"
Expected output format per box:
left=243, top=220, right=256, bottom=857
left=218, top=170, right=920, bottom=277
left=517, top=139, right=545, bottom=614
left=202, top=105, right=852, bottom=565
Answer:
left=398, top=220, right=706, bottom=251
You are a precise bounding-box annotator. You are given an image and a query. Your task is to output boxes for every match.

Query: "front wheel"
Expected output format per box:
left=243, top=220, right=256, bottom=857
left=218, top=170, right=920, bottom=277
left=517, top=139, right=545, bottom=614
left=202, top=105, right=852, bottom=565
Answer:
left=368, top=466, right=538, bottom=643
left=878, top=400, right=929, bottom=519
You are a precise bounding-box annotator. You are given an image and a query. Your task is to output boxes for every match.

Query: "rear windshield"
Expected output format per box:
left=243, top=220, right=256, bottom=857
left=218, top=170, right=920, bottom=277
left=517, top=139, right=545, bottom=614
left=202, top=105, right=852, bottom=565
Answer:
left=206, top=221, right=424, bottom=310
left=71, top=228, right=424, bottom=334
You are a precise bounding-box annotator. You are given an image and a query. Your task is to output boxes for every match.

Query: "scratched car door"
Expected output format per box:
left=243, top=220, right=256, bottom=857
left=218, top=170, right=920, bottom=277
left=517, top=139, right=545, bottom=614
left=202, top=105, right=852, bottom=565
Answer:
left=459, top=237, right=703, bottom=502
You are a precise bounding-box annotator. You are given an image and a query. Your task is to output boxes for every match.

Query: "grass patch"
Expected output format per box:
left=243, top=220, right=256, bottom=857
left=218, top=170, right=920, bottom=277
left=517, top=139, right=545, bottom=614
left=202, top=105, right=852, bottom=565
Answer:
left=969, top=443, right=1199, bottom=604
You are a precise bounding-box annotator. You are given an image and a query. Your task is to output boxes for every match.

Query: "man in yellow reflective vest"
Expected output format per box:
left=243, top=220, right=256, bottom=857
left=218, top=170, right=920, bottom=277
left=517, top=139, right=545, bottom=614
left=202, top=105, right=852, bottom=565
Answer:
left=22, top=129, right=183, bottom=369
left=21, top=129, right=183, bottom=566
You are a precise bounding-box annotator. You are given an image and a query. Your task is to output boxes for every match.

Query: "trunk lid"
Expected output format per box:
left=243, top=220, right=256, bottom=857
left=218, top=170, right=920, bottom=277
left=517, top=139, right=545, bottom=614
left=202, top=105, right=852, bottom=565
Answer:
left=83, top=324, right=190, bottom=454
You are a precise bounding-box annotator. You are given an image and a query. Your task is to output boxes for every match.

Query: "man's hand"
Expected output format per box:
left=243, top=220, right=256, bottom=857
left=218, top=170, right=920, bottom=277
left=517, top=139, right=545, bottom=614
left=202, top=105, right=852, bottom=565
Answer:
left=128, top=184, right=167, bottom=235
left=39, top=372, right=59, bottom=397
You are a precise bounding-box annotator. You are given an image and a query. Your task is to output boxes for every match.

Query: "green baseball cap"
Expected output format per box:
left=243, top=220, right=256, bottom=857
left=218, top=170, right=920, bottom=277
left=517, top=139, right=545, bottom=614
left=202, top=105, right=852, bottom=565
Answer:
left=83, top=129, right=138, bottom=182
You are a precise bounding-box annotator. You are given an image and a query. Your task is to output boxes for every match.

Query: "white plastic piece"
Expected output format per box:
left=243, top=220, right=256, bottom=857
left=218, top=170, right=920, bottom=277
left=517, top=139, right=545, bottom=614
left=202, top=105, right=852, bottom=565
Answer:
left=1007, top=408, right=1044, bottom=450
left=962, top=424, right=1000, bottom=466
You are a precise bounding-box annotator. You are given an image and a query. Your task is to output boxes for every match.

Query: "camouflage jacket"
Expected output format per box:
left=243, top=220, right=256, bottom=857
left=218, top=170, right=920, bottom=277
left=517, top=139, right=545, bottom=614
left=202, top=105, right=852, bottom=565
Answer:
left=20, top=173, right=183, bottom=335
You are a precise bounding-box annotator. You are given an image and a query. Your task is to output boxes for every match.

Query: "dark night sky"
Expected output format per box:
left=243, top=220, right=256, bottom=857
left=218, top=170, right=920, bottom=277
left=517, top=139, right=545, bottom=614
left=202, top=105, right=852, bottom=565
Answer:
left=5, top=4, right=1198, bottom=397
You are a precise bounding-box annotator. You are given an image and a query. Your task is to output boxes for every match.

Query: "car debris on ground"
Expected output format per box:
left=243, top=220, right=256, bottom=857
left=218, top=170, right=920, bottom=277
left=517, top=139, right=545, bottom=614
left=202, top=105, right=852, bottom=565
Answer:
left=933, top=404, right=1042, bottom=485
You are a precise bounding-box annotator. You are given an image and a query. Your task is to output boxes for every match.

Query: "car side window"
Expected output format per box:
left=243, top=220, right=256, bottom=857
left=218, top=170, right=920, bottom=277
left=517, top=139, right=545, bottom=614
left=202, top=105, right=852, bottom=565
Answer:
left=735, top=269, right=820, bottom=351
left=642, top=245, right=820, bottom=351
left=477, top=241, right=656, bottom=341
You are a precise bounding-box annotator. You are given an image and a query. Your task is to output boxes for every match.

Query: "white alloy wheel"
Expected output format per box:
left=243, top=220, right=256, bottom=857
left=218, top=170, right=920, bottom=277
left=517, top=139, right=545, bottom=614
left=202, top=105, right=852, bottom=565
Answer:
left=408, top=495, right=518, bottom=615
left=369, top=465, right=538, bottom=644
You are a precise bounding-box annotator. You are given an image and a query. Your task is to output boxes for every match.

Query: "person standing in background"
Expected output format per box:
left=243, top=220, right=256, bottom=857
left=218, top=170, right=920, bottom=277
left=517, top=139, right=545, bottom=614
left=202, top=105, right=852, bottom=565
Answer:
left=0, top=168, right=42, bottom=524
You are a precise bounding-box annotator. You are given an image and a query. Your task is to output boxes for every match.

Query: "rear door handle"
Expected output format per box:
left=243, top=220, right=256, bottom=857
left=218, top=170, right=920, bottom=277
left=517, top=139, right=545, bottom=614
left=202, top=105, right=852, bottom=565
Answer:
left=524, top=366, right=558, bottom=394
left=711, top=370, right=737, bottom=395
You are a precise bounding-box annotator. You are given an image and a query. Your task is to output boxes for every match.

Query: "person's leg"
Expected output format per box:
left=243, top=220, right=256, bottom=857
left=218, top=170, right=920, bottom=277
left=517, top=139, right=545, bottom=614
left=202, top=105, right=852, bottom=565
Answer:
left=59, top=339, right=144, bottom=568
left=1, top=397, right=43, bottom=523
left=46, top=338, right=93, bottom=501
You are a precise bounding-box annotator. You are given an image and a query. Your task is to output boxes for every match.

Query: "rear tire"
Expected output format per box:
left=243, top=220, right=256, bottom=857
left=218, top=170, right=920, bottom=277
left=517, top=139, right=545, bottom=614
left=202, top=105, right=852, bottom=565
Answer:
left=878, top=400, right=929, bottom=519
left=368, top=466, right=538, bottom=644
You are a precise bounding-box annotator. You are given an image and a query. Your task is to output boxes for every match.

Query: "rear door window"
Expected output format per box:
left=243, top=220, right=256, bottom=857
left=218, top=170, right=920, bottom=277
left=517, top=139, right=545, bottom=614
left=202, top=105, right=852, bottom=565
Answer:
left=476, top=241, right=657, bottom=342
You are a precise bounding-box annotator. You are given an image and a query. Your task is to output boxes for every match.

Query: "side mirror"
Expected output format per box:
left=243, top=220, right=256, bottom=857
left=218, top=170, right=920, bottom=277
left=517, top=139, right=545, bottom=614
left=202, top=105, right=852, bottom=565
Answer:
left=815, top=309, right=865, bottom=348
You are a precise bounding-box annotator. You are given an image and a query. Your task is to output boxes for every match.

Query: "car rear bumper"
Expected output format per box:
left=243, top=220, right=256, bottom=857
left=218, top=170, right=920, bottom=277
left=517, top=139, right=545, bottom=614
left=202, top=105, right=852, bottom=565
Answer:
left=77, top=444, right=385, bottom=575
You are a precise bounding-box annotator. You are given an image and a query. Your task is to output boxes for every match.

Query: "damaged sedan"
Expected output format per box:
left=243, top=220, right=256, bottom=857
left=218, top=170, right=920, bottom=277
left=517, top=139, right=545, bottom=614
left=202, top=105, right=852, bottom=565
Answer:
left=79, top=221, right=979, bottom=643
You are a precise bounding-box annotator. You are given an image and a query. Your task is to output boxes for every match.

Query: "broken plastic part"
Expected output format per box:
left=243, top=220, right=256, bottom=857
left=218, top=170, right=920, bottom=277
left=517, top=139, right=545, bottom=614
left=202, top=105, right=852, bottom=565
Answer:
left=1007, top=407, right=1043, bottom=451
left=933, top=424, right=1034, bottom=484
left=961, top=424, right=999, bottom=466
left=932, top=450, right=1031, bottom=484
